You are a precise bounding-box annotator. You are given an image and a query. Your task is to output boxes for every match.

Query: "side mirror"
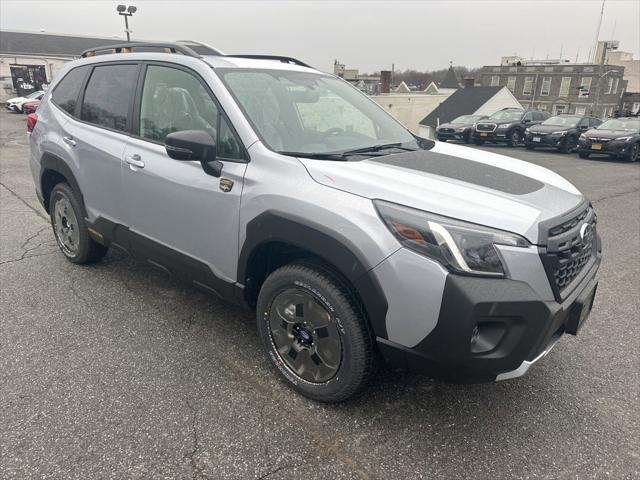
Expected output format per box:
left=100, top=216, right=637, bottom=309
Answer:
left=165, top=130, right=223, bottom=177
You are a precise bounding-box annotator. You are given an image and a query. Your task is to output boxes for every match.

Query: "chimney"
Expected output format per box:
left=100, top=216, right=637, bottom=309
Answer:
left=380, top=70, right=392, bottom=94
left=463, top=77, right=475, bottom=88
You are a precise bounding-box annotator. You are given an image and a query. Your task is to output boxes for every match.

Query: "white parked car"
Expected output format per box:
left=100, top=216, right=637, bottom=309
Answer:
left=5, top=90, right=45, bottom=113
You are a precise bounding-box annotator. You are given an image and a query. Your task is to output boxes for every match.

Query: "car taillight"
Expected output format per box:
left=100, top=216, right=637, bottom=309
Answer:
left=27, top=113, right=38, bottom=133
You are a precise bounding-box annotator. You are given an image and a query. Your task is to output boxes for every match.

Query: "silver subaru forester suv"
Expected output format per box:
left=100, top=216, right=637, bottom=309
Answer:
left=28, top=41, right=601, bottom=402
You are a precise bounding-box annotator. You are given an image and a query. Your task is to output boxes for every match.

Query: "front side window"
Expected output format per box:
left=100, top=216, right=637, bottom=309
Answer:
left=139, top=65, right=243, bottom=160
left=220, top=69, right=416, bottom=156
left=52, top=66, right=89, bottom=116
left=81, top=64, right=138, bottom=132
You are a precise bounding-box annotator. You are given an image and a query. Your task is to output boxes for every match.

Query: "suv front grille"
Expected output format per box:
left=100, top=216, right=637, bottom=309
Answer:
left=476, top=123, right=496, bottom=132
left=539, top=204, right=598, bottom=300
left=439, top=128, right=454, bottom=133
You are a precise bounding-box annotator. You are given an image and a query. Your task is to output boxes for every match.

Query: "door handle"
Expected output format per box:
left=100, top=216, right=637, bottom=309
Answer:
left=125, top=154, right=145, bottom=169
left=63, top=136, right=76, bottom=147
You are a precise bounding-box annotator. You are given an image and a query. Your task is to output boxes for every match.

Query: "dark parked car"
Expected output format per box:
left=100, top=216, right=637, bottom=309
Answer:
left=524, top=115, right=601, bottom=153
left=578, top=117, right=640, bottom=162
left=436, top=114, right=487, bottom=143
left=473, top=108, right=550, bottom=147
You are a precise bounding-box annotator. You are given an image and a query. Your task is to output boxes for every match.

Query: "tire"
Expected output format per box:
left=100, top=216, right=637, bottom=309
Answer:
left=627, top=143, right=639, bottom=162
left=49, top=183, right=108, bottom=264
left=559, top=135, right=577, bottom=154
left=525, top=143, right=534, bottom=150
left=438, top=138, right=447, bottom=142
left=578, top=151, right=591, bottom=159
left=464, top=131, right=472, bottom=144
left=507, top=130, right=521, bottom=147
left=256, top=262, right=377, bottom=403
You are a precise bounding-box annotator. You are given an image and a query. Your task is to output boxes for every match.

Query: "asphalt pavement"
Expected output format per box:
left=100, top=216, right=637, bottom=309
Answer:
left=1, top=110, right=639, bottom=479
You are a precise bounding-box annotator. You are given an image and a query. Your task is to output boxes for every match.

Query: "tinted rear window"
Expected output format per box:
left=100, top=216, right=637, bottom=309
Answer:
left=81, top=64, right=138, bottom=132
left=52, top=66, right=89, bottom=116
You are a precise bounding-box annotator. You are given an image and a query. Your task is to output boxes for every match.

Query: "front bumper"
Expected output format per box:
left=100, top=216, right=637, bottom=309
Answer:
left=377, top=258, right=600, bottom=383
left=437, top=130, right=468, bottom=142
left=525, top=133, right=566, bottom=148
left=578, top=139, right=635, bottom=158
left=472, top=130, right=510, bottom=143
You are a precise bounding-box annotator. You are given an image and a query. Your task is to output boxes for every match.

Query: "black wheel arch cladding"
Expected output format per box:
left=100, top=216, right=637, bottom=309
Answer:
left=40, top=153, right=85, bottom=215
left=239, top=211, right=389, bottom=339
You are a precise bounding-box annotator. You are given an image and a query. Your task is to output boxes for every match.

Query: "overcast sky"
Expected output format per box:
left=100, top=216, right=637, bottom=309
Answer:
left=1, top=0, right=638, bottom=73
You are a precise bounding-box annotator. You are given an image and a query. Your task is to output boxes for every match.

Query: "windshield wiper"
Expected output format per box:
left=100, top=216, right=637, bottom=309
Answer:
left=278, top=151, right=349, bottom=161
left=341, top=143, right=418, bottom=156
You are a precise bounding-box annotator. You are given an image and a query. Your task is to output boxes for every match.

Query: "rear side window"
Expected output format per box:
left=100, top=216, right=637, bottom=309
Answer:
left=81, top=64, right=138, bottom=132
left=52, top=66, right=89, bottom=116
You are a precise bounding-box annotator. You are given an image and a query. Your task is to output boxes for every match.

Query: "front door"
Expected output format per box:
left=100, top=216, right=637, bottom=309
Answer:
left=121, top=63, right=247, bottom=288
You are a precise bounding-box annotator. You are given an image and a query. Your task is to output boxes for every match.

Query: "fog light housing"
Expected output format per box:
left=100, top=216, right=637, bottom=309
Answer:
left=470, top=322, right=507, bottom=354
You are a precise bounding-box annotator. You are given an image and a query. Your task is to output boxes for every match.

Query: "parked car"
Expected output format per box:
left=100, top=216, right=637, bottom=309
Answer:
left=28, top=41, right=601, bottom=402
left=524, top=115, right=601, bottom=153
left=5, top=90, right=45, bottom=113
left=472, top=108, right=550, bottom=147
left=22, top=100, right=40, bottom=114
left=436, top=115, right=487, bottom=143
left=577, top=117, right=640, bottom=162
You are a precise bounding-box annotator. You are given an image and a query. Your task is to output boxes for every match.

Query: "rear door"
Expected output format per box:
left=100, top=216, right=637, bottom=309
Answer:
left=121, top=62, right=248, bottom=285
left=62, top=62, right=139, bottom=224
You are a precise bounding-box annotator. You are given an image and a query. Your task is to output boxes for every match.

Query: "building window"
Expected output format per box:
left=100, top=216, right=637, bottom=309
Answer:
left=523, top=76, right=534, bottom=95
left=540, top=77, right=552, bottom=96
left=490, top=75, right=500, bottom=87
left=579, top=77, right=592, bottom=97
left=554, top=104, right=567, bottom=115
left=507, top=76, right=516, bottom=91
left=559, top=77, right=571, bottom=96
left=612, top=78, right=619, bottom=94
left=574, top=106, right=587, bottom=115
left=632, top=102, right=640, bottom=114
left=606, top=77, right=614, bottom=94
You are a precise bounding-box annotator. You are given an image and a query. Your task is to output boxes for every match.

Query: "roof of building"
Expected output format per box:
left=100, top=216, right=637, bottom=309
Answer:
left=419, top=86, right=504, bottom=126
left=439, top=65, right=461, bottom=89
left=0, top=30, right=125, bottom=58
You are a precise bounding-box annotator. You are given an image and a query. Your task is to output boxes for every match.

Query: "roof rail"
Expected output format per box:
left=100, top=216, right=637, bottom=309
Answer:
left=225, top=54, right=311, bottom=68
left=80, top=41, right=222, bottom=58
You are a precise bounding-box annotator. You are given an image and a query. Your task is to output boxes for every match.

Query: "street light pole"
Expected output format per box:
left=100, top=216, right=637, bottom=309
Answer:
left=116, top=5, right=137, bottom=42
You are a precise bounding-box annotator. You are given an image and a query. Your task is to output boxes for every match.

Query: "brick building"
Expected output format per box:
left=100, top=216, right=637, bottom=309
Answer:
left=478, top=62, right=626, bottom=118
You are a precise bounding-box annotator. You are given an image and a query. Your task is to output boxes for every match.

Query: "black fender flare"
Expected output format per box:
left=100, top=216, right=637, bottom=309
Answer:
left=238, top=211, right=389, bottom=339
left=40, top=153, right=84, bottom=214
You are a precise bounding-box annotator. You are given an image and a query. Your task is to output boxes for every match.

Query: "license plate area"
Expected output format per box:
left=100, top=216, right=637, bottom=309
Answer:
left=480, top=132, right=488, bottom=137
left=591, top=143, right=602, bottom=150
left=566, top=283, right=597, bottom=335
left=533, top=137, right=541, bottom=142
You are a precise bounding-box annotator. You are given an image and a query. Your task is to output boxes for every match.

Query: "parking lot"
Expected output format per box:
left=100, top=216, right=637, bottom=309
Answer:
left=1, top=108, right=638, bottom=479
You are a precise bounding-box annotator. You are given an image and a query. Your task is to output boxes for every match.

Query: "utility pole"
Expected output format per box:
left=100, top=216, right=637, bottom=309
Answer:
left=591, top=0, right=605, bottom=62
left=116, top=5, right=137, bottom=42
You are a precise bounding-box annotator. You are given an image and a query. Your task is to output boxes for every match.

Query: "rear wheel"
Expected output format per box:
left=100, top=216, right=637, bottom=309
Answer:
left=256, top=262, right=376, bottom=402
left=578, top=151, right=591, bottom=159
left=50, top=183, right=108, bottom=264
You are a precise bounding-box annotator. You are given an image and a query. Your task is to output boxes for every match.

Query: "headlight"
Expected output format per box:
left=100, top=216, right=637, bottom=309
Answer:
left=455, top=127, right=466, bottom=132
left=616, top=136, right=633, bottom=142
left=579, top=134, right=587, bottom=140
left=552, top=131, right=567, bottom=135
left=524, top=128, right=530, bottom=133
left=374, top=200, right=529, bottom=277
left=497, top=123, right=511, bottom=129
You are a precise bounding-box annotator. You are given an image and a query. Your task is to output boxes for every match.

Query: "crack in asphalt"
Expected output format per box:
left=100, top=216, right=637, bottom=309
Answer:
left=255, top=463, right=298, bottom=479
left=185, top=399, right=209, bottom=480
left=0, top=181, right=48, bottom=221
left=592, top=186, right=640, bottom=204
left=0, top=225, right=56, bottom=266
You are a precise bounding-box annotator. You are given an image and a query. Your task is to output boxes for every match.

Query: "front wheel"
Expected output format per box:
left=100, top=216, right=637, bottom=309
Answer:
left=256, top=262, right=377, bottom=402
left=507, top=130, right=521, bottom=147
left=525, top=143, right=534, bottom=150
left=578, top=151, right=591, bottom=159
left=50, top=183, right=108, bottom=264
left=627, top=143, right=639, bottom=162
left=559, top=136, right=577, bottom=154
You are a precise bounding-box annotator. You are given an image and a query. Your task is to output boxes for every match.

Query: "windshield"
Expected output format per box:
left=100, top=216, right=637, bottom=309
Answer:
left=541, top=115, right=581, bottom=127
left=451, top=115, right=483, bottom=124
left=598, top=119, right=640, bottom=132
left=25, top=91, right=42, bottom=99
left=488, top=110, right=523, bottom=121
left=219, top=69, right=418, bottom=156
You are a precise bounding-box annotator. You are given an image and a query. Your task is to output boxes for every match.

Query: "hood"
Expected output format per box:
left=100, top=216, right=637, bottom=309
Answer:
left=585, top=128, right=637, bottom=140
left=299, top=142, right=583, bottom=244
left=6, top=96, right=25, bottom=104
left=529, top=124, right=575, bottom=134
